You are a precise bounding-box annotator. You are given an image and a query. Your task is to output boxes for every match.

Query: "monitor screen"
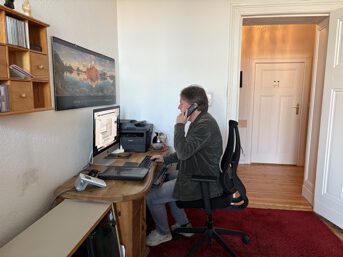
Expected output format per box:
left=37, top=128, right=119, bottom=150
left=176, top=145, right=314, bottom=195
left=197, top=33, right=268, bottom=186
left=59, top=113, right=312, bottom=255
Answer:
left=93, top=105, right=120, bottom=159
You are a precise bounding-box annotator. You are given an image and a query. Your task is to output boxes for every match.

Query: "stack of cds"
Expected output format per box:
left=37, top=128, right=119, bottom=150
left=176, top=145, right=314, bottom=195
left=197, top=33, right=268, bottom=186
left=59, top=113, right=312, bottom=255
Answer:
left=9, top=64, right=33, bottom=79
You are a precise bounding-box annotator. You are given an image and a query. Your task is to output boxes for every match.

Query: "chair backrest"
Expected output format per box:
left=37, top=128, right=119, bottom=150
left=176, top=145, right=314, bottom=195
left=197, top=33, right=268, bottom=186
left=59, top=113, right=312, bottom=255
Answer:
left=220, top=120, right=248, bottom=208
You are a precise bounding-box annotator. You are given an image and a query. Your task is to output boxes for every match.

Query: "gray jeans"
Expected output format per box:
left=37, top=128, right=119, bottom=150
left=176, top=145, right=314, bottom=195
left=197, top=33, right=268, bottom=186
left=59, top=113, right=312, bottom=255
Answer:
left=146, top=169, right=189, bottom=234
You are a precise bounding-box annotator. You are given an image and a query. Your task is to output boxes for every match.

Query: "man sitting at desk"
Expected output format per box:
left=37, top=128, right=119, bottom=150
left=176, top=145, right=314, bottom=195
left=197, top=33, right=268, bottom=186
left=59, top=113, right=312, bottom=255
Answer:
left=146, top=85, right=223, bottom=246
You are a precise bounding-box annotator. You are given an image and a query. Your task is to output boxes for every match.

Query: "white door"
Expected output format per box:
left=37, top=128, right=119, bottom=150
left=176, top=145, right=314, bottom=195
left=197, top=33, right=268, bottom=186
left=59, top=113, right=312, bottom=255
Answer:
left=251, top=62, right=305, bottom=164
left=314, top=7, right=343, bottom=229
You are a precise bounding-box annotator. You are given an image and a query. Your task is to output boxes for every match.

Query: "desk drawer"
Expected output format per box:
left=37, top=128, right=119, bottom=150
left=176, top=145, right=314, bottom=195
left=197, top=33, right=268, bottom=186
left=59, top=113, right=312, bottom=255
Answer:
left=30, top=52, right=49, bottom=79
left=9, top=81, right=34, bottom=111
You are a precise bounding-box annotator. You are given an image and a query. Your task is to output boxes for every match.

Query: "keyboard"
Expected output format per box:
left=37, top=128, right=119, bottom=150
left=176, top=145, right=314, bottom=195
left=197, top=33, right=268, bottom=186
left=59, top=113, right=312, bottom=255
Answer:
left=152, top=165, right=169, bottom=187
left=138, top=155, right=153, bottom=169
left=98, top=166, right=149, bottom=181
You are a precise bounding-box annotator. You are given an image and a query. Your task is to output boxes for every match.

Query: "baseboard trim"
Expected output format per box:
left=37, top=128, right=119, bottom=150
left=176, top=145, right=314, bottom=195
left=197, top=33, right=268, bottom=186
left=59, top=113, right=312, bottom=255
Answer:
left=302, top=180, right=314, bottom=205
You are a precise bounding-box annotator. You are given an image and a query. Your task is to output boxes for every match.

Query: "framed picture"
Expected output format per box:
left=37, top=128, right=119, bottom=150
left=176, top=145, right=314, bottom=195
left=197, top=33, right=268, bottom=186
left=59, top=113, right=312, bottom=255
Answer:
left=51, top=37, right=116, bottom=110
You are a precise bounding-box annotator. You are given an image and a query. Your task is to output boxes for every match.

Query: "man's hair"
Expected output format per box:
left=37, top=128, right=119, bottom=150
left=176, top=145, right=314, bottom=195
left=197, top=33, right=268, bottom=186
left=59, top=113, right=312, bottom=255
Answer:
left=180, top=84, right=208, bottom=112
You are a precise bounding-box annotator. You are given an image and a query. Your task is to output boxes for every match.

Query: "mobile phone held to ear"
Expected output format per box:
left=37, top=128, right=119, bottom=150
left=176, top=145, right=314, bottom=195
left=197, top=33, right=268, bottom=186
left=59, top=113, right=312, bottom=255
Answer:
left=186, top=103, right=198, bottom=117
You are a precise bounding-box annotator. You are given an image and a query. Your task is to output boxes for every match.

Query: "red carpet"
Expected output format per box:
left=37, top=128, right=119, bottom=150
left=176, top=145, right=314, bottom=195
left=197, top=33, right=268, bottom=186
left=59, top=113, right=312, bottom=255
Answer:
left=148, top=208, right=343, bottom=257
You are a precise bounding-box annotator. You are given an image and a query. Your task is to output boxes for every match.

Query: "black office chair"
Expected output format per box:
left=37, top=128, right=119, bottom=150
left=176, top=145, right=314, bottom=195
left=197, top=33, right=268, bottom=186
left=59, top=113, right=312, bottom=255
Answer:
left=173, top=120, right=249, bottom=257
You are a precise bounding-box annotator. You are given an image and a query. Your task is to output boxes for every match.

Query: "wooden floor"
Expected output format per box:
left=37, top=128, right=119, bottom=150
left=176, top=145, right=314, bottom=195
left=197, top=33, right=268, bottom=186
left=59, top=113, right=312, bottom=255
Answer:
left=238, top=164, right=312, bottom=211
left=238, top=164, right=343, bottom=241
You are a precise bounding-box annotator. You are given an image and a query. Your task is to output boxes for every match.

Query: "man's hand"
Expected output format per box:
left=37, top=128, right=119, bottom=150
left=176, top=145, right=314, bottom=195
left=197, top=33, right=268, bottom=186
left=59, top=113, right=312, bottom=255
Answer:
left=176, top=111, right=188, bottom=124
left=150, top=155, right=164, bottom=163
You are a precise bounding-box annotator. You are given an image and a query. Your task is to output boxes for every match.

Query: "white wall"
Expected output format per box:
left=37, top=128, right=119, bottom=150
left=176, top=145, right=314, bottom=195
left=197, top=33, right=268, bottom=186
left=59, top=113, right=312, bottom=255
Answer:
left=117, top=0, right=230, bottom=146
left=0, top=0, right=118, bottom=247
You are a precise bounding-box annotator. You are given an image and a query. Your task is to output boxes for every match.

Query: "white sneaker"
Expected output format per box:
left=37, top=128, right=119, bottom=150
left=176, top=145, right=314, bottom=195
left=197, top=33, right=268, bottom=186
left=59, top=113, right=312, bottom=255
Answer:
left=171, top=223, right=194, bottom=237
left=146, top=230, right=172, bottom=246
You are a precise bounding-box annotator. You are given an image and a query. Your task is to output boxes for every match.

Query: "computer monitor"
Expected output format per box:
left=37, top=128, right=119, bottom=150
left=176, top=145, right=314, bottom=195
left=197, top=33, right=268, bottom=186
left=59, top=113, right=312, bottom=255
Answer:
left=92, top=105, right=120, bottom=165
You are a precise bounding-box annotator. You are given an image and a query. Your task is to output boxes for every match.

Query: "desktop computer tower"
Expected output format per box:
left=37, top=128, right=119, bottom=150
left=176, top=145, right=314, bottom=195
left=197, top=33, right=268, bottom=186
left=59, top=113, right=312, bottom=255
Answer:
left=120, top=119, right=153, bottom=152
left=72, top=209, right=122, bottom=257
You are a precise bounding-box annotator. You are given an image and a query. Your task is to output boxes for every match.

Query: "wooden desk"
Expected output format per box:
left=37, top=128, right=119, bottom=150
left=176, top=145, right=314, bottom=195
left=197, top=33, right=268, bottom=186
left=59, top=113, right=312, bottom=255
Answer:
left=54, top=152, right=161, bottom=257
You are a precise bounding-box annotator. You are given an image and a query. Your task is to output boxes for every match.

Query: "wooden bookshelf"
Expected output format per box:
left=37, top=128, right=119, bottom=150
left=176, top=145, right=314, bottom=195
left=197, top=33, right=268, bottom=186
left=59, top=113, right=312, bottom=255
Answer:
left=0, top=5, right=52, bottom=116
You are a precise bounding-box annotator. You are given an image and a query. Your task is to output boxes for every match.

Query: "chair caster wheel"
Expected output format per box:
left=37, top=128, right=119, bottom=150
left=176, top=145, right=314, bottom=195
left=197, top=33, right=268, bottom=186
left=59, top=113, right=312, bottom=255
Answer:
left=242, top=235, right=250, bottom=244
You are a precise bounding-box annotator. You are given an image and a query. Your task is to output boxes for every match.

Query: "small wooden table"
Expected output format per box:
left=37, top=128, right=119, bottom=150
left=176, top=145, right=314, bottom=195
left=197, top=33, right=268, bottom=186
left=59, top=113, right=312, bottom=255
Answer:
left=54, top=151, right=162, bottom=257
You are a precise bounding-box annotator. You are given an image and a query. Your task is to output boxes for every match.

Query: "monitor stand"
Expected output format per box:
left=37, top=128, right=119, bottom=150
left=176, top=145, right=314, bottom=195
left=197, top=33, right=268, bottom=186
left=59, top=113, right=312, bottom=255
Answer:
left=105, top=152, right=132, bottom=159
left=92, top=157, right=115, bottom=166
left=91, top=146, right=130, bottom=166
left=104, top=146, right=132, bottom=159
left=91, top=151, right=116, bottom=166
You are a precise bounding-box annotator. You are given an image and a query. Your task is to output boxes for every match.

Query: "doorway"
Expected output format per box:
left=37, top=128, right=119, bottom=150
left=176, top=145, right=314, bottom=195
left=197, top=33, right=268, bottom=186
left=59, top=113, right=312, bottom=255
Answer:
left=227, top=0, right=343, bottom=230
left=238, top=16, right=329, bottom=208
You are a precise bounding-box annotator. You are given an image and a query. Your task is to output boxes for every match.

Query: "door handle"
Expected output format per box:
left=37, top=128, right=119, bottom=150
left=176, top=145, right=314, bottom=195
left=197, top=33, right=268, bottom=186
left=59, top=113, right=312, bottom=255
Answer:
left=292, top=103, right=300, bottom=115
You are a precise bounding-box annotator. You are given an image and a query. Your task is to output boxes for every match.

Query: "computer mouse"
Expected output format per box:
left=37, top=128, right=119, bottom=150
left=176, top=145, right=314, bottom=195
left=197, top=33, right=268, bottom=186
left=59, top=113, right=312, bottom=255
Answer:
left=88, top=169, right=100, bottom=177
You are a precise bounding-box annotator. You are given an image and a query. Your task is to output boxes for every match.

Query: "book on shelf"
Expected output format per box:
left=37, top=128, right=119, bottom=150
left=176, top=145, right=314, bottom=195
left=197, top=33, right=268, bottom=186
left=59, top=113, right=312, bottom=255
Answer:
left=9, top=64, right=33, bottom=79
left=5, top=16, right=29, bottom=48
left=25, top=22, right=30, bottom=49
left=0, top=84, right=10, bottom=112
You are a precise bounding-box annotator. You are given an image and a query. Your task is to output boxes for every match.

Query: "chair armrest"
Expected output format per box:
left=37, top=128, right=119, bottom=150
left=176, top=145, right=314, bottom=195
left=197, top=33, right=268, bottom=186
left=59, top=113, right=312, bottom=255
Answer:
left=190, top=175, right=218, bottom=214
left=191, top=175, right=217, bottom=183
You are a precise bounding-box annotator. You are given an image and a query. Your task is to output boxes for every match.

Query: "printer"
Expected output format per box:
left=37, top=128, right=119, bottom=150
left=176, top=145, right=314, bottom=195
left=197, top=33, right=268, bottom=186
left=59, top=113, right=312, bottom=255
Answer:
left=120, top=120, right=153, bottom=152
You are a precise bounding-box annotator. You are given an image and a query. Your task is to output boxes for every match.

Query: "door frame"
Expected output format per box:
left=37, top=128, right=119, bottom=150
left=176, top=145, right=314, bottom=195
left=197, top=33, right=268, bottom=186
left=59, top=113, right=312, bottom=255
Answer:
left=247, top=57, right=312, bottom=165
left=303, top=18, right=329, bottom=204
left=226, top=0, right=343, bottom=120
left=227, top=0, right=343, bottom=205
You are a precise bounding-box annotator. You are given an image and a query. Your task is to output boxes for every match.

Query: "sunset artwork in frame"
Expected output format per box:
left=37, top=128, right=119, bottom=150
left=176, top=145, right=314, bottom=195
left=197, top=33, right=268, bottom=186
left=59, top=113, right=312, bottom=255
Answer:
left=51, top=37, right=116, bottom=110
